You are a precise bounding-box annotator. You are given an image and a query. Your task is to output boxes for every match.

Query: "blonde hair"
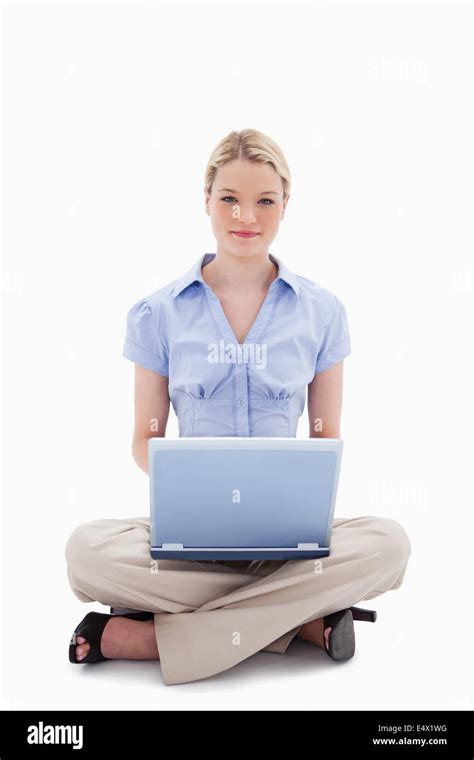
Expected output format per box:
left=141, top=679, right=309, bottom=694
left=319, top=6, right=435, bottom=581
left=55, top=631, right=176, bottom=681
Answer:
left=204, top=129, right=291, bottom=199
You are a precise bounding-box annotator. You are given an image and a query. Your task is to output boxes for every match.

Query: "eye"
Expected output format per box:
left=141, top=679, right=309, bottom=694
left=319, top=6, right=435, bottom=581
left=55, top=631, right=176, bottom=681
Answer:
left=220, top=196, right=275, bottom=205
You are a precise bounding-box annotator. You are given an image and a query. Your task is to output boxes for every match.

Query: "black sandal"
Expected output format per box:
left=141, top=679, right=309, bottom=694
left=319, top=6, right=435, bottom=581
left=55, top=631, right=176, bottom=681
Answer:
left=322, top=605, right=377, bottom=661
left=69, top=610, right=154, bottom=664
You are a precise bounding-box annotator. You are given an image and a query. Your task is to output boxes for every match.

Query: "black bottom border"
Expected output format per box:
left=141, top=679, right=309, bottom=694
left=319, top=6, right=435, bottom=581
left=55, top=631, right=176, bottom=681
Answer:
left=0, top=709, right=472, bottom=756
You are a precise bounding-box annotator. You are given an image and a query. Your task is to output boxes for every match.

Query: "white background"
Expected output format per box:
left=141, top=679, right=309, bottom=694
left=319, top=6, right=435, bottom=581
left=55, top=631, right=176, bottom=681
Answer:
left=1, top=0, right=472, bottom=709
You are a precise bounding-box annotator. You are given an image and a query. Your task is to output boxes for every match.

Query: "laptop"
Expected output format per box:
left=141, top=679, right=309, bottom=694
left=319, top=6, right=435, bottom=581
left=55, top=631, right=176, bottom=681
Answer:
left=148, top=436, right=344, bottom=561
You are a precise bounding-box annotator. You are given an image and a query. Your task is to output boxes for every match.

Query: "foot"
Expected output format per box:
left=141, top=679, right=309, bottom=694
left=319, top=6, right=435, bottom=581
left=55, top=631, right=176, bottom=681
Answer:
left=296, top=617, right=332, bottom=652
left=75, top=615, right=159, bottom=661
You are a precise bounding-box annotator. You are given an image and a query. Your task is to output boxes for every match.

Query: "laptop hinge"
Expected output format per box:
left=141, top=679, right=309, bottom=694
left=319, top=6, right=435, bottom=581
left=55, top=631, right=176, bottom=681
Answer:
left=160, top=543, right=320, bottom=551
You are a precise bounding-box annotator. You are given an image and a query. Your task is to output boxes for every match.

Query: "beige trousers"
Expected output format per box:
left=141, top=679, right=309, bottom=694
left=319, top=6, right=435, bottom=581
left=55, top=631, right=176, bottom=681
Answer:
left=65, top=514, right=411, bottom=685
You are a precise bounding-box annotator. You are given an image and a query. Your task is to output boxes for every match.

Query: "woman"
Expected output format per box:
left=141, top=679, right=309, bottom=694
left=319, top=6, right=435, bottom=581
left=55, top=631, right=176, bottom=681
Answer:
left=65, top=129, right=411, bottom=686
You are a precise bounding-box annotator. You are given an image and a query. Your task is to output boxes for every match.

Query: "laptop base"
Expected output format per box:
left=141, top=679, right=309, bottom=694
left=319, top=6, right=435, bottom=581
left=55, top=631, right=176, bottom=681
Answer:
left=150, top=547, right=330, bottom=560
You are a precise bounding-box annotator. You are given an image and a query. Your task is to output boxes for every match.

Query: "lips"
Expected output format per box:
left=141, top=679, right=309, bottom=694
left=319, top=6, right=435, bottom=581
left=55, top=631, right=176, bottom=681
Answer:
left=231, top=231, right=259, bottom=237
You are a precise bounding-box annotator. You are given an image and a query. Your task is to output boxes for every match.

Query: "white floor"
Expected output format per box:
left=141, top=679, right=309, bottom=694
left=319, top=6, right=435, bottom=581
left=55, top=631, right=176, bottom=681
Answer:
left=2, top=578, right=471, bottom=711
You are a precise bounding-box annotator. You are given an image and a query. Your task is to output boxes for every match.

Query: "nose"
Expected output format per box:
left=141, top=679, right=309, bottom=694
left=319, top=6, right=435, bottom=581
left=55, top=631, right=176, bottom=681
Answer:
left=234, top=205, right=258, bottom=225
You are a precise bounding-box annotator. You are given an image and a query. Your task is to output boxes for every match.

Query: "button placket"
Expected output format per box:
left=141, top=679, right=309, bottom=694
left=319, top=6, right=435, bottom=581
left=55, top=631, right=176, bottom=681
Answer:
left=234, top=361, right=249, bottom=436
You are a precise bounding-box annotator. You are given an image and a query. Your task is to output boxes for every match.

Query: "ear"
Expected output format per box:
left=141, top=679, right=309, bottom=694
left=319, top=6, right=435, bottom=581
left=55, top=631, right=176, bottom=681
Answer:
left=281, top=194, right=290, bottom=219
left=204, top=187, right=210, bottom=216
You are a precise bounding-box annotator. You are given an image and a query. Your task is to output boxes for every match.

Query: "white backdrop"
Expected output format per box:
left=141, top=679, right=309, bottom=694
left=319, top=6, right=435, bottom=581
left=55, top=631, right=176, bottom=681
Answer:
left=1, top=0, right=472, bottom=710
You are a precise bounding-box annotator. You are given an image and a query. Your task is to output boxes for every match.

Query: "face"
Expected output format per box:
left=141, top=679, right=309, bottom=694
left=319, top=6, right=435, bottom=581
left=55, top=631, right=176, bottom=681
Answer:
left=204, top=158, right=289, bottom=258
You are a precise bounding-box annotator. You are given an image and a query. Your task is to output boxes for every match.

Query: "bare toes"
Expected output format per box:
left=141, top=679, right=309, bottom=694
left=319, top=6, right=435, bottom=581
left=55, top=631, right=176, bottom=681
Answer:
left=76, top=641, right=90, bottom=660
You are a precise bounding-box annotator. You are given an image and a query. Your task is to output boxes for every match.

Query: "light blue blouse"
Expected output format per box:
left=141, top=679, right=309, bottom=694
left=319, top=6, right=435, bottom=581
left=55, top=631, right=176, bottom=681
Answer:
left=123, top=252, right=351, bottom=437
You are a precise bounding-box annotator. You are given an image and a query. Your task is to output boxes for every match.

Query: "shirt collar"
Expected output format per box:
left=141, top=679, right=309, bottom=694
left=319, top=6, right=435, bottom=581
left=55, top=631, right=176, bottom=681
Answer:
left=172, top=253, right=300, bottom=299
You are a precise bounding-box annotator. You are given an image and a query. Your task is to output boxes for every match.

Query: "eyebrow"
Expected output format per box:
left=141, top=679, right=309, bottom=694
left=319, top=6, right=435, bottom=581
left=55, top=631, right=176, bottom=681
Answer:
left=218, top=188, right=280, bottom=196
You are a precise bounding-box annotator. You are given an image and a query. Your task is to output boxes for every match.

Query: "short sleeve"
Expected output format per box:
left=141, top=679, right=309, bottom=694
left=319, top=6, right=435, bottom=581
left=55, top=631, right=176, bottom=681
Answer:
left=315, top=295, right=351, bottom=374
left=122, top=298, right=169, bottom=377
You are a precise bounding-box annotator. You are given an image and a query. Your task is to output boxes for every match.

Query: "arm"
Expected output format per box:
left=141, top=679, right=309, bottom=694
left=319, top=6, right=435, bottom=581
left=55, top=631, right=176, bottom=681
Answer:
left=307, top=361, right=344, bottom=439
left=131, top=364, right=170, bottom=475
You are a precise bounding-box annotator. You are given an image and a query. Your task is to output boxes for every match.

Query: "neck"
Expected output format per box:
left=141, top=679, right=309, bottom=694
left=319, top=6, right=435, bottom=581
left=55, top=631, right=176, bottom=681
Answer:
left=203, top=250, right=278, bottom=293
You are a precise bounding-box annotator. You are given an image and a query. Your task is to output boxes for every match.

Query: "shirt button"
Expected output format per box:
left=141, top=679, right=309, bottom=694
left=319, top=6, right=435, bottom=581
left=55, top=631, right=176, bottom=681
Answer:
left=237, top=397, right=245, bottom=405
